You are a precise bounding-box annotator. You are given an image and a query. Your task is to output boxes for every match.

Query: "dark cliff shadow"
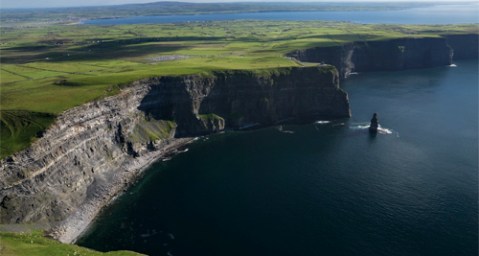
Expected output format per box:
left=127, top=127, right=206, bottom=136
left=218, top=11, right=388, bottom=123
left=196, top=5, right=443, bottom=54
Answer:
left=137, top=77, right=182, bottom=121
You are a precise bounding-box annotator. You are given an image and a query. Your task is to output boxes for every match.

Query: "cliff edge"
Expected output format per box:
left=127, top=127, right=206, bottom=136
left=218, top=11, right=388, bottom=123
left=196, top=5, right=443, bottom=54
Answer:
left=2, top=33, right=477, bottom=244
left=288, top=35, right=478, bottom=79
left=0, top=66, right=350, bottom=243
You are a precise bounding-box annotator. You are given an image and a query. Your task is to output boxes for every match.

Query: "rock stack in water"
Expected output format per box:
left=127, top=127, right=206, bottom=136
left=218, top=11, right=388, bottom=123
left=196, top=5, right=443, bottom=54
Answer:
left=369, top=113, right=379, bottom=134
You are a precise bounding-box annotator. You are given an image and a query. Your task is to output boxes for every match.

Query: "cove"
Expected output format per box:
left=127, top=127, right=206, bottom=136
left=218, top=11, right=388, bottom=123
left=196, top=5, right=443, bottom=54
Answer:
left=78, top=60, right=478, bottom=256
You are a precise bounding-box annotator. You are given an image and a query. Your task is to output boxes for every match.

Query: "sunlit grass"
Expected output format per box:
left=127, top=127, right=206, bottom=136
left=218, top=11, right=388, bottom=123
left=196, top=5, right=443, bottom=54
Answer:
left=0, top=231, right=144, bottom=256
left=0, top=20, right=476, bottom=157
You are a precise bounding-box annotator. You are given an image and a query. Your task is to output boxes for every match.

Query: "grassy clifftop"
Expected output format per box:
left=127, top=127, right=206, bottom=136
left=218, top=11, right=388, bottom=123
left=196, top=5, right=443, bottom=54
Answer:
left=0, top=231, right=143, bottom=256
left=0, top=21, right=477, bottom=157
left=2, top=21, right=475, bottom=114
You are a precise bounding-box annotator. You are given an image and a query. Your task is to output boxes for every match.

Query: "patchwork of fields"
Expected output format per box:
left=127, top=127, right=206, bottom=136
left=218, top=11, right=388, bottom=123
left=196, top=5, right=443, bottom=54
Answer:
left=0, top=21, right=476, bottom=157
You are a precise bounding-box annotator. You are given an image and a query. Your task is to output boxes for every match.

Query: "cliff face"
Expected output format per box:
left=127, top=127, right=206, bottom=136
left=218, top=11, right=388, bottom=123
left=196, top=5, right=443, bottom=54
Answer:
left=288, top=36, right=478, bottom=79
left=0, top=85, right=158, bottom=240
left=139, top=67, right=350, bottom=136
left=0, top=66, right=350, bottom=242
left=445, top=34, right=479, bottom=60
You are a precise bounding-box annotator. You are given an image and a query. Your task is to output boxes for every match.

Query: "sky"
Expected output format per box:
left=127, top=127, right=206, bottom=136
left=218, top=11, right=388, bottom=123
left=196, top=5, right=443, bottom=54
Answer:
left=0, top=0, right=473, bottom=9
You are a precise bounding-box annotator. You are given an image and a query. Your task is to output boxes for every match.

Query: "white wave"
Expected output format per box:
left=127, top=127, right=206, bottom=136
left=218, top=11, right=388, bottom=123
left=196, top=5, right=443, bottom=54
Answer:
left=377, top=126, right=393, bottom=134
left=315, top=120, right=331, bottom=124
left=449, top=64, right=457, bottom=67
left=349, top=123, right=370, bottom=130
left=350, top=123, right=394, bottom=135
left=277, top=125, right=295, bottom=134
left=332, top=122, right=345, bottom=127
left=177, top=148, right=189, bottom=154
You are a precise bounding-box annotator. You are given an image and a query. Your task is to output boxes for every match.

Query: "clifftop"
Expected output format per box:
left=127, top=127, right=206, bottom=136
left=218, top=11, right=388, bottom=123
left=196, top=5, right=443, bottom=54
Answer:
left=1, top=21, right=477, bottom=157
left=288, top=35, right=479, bottom=79
left=1, top=23, right=478, bottom=244
left=0, top=66, right=350, bottom=243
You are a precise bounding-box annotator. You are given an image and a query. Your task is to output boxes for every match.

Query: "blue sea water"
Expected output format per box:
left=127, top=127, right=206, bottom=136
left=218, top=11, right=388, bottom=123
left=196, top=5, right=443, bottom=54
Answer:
left=83, top=3, right=479, bottom=25
left=78, top=60, right=478, bottom=256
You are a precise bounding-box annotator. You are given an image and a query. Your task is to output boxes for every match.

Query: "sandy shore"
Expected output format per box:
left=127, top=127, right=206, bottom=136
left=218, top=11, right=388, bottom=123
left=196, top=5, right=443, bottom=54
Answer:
left=48, top=137, right=196, bottom=244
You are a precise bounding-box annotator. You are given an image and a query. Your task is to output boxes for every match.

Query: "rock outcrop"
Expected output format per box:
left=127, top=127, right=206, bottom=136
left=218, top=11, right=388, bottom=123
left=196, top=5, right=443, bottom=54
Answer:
left=288, top=35, right=478, bottom=79
left=0, top=66, right=350, bottom=243
left=369, top=113, right=379, bottom=134
left=3, top=33, right=476, bottom=244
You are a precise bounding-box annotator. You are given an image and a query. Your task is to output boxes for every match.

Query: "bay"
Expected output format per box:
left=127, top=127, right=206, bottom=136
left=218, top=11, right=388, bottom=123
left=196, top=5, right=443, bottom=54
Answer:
left=83, top=3, right=479, bottom=25
left=78, top=60, right=478, bottom=256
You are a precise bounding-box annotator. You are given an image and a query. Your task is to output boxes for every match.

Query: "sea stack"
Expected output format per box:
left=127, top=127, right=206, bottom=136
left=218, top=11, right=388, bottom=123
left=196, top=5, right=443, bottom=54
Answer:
left=369, top=113, right=379, bottom=133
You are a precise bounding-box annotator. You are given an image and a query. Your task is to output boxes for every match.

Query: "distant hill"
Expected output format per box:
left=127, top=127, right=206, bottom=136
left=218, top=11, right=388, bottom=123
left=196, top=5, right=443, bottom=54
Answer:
left=0, top=1, right=449, bottom=25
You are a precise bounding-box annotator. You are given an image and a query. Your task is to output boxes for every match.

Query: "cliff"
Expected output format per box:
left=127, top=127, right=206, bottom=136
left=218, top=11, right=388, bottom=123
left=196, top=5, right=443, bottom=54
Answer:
left=288, top=35, right=478, bottom=79
left=0, top=66, right=350, bottom=243
left=3, top=33, right=476, bottom=244
left=138, top=67, right=350, bottom=136
left=444, top=34, right=479, bottom=60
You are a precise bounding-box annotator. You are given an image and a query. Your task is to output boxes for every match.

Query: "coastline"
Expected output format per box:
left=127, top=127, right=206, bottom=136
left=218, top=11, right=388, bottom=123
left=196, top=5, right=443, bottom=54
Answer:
left=1, top=32, right=476, bottom=246
left=48, top=137, right=196, bottom=243
left=0, top=65, right=350, bottom=245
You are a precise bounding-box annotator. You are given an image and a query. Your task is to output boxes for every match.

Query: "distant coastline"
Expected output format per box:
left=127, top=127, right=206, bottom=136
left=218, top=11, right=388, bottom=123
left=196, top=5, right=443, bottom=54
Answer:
left=0, top=1, right=478, bottom=250
left=82, top=3, right=479, bottom=26
left=2, top=1, right=479, bottom=26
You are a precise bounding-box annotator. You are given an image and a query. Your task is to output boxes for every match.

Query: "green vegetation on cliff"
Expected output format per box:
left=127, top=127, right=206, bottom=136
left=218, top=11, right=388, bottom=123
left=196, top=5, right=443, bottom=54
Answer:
left=0, top=110, right=56, bottom=157
left=0, top=231, right=143, bottom=256
left=0, top=20, right=477, bottom=157
left=129, top=119, right=177, bottom=143
left=198, top=113, right=224, bottom=122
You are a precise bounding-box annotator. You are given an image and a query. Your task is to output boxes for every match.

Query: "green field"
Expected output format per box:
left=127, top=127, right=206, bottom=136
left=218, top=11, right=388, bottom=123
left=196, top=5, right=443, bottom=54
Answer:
left=0, top=21, right=477, bottom=157
left=0, top=231, right=143, bottom=256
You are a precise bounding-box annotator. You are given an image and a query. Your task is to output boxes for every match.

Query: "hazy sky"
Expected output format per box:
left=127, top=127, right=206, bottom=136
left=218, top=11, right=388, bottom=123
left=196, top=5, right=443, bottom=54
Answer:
left=0, top=0, right=473, bottom=9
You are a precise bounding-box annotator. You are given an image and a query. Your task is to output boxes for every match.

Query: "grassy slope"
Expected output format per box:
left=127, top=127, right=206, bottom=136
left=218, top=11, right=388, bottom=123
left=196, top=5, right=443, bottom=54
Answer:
left=0, top=110, right=56, bottom=156
left=0, top=21, right=477, bottom=157
left=0, top=231, right=144, bottom=256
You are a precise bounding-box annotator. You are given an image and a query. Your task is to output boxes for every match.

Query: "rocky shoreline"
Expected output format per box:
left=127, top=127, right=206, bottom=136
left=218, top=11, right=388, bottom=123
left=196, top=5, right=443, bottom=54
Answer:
left=48, top=137, right=195, bottom=243
left=1, top=34, right=477, bottom=244
left=0, top=66, right=350, bottom=244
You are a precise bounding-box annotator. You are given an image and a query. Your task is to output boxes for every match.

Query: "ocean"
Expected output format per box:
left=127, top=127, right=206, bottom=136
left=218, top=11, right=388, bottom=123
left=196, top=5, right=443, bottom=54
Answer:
left=78, top=60, right=478, bottom=256
left=83, top=3, right=479, bottom=25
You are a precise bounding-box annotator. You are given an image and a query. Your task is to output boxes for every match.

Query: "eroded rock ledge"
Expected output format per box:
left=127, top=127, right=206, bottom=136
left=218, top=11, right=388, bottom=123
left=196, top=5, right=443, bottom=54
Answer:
left=2, top=34, right=477, bottom=243
left=0, top=66, right=350, bottom=243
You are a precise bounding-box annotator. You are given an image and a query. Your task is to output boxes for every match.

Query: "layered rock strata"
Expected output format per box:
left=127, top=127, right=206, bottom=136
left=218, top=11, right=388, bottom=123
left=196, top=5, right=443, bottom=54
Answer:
left=3, top=33, right=477, bottom=243
left=0, top=66, right=350, bottom=242
left=288, top=35, right=478, bottom=79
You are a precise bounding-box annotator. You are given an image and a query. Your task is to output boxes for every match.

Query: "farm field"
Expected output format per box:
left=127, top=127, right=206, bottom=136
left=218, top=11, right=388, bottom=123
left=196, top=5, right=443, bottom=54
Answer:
left=0, top=21, right=477, bottom=157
